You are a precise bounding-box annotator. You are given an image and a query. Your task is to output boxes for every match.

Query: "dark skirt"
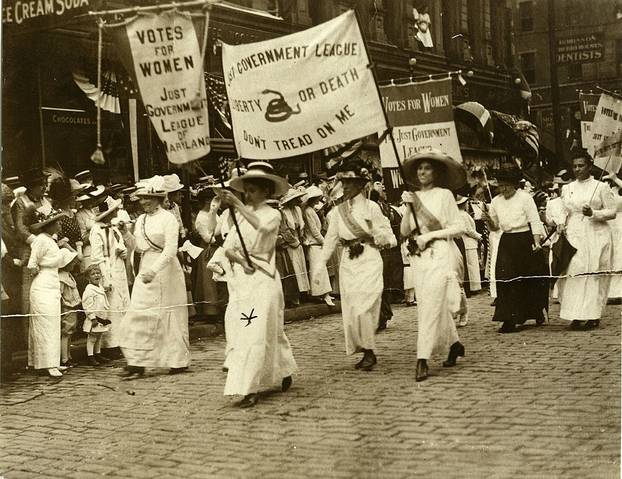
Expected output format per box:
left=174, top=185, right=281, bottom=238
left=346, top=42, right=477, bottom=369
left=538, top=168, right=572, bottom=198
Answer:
left=454, top=237, right=471, bottom=296
left=381, top=246, right=404, bottom=296
left=276, top=247, right=299, bottom=305
left=191, top=244, right=228, bottom=317
left=493, top=231, right=549, bottom=324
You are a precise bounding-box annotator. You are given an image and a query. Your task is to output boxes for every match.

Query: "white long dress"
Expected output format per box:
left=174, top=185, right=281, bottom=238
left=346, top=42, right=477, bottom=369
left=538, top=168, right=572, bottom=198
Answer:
left=76, top=207, right=97, bottom=270
left=282, top=206, right=310, bottom=293
left=27, top=233, right=63, bottom=370
left=607, top=195, right=622, bottom=300
left=119, top=207, right=190, bottom=368
left=546, top=196, right=566, bottom=300
left=558, top=178, right=616, bottom=321
left=222, top=204, right=297, bottom=396
left=302, top=206, right=332, bottom=296
left=459, top=210, right=482, bottom=292
left=402, top=188, right=464, bottom=360
left=322, top=194, right=396, bottom=355
left=90, top=222, right=131, bottom=348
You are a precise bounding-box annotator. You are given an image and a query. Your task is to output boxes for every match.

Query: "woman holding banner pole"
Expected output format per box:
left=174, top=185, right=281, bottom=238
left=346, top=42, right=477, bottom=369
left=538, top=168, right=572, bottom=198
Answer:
left=400, top=150, right=467, bottom=382
left=557, top=151, right=616, bottom=330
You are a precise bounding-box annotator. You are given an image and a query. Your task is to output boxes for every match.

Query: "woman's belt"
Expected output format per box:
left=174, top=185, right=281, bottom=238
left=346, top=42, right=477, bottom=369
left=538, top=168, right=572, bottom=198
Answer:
left=501, top=226, right=530, bottom=234
left=339, top=238, right=378, bottom=259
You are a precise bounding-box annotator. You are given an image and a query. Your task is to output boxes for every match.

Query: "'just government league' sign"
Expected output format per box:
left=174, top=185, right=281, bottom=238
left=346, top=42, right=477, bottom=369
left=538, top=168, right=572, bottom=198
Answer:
left=221, top=10, right=386, bottom=160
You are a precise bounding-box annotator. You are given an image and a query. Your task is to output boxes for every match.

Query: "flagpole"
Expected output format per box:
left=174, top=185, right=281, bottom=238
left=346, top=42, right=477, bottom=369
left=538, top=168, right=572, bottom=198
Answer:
left=352, top=9, right=422, bottom=238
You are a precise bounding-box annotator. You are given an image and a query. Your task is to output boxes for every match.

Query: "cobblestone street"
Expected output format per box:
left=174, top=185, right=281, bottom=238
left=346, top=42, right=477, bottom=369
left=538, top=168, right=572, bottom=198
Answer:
left=1, top=295, right=620, bottom=479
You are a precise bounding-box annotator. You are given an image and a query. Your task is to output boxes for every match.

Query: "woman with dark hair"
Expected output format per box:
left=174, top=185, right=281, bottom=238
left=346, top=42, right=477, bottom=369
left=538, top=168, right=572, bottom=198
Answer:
left=400, top=150, right=466, bottom=382
left=119, top=176, right=190, bottom=378
left=215, top=162, right=297, bottom=408
left=557, top=152, right=616, bottom=329
left=483, top=168, right=548, bottom=333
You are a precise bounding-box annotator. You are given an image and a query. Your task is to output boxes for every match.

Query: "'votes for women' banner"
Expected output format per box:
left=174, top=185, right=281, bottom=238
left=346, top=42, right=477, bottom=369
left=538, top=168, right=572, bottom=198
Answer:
left=579, top=93, right=600, bottom=152
left=221, top=10, right=385, bottom=160
left=116, top=11, right=210, bottom=164
left=590, top=92, right=622, bottom=173
left=378, top=78, right=462, bottom=170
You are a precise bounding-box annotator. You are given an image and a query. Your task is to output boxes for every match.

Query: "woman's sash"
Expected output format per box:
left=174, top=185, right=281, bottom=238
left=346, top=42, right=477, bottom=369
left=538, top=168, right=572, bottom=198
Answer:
left=410, top=192, right=443, bottom=233
left=337, top=203, right=373, bottom=240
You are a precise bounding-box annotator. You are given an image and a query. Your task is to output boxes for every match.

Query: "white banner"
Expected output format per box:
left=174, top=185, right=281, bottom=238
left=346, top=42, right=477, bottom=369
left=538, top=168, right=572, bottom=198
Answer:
left=221, top=10, right=385, bottom=159
left=125, top=12, right=210, bottom=164
left=591, top=93, right=622, bottom=173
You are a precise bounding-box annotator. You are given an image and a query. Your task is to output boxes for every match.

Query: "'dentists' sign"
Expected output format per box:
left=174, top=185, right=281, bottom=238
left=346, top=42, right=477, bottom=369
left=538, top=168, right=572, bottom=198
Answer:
left=2, top=0, right=92, bottom=33
left=221, top=10, right=385, bottom=159
left=556, top=33, right=604, bottom=65
left=378, top=78, right=462, bottom=169
left=121, top=11, right=210, bottom=164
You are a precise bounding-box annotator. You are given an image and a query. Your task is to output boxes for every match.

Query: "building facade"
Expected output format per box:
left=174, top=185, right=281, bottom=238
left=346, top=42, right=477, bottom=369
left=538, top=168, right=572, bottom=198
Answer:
left=2, top=0, right=525, bottom=184
left=513, top=0, right=622, bottom=164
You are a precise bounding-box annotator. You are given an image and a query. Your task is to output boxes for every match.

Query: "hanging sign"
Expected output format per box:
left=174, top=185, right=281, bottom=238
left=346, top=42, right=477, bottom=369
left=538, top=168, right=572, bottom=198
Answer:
left=578, top=93, right=599, bottom=150
left=119, top=11, right=210, bottom=164
left=221, top=10, right=385, bottom=160
left=2, top=0, right=93, bottom=34
left=556, top=33, right=604, bottom=65
left=378, top=78, right=463, bottom=170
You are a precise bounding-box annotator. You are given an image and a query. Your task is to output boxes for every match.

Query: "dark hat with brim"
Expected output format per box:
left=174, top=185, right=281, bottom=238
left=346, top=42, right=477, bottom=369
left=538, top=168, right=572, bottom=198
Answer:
left=229, top=162, right=289, bottom=197
left=19, top=168, right=50, bottom=187
left=76, top=185, right=107, bottom=203
left=403, top=149, right=467, bottom=191
left=495, top=169, right=523, bottom=185
left=30, top=209, right=67, bottom=232
left=95, top=197, right=123, bottom=222
left=3, top=176, right=22, bottom=189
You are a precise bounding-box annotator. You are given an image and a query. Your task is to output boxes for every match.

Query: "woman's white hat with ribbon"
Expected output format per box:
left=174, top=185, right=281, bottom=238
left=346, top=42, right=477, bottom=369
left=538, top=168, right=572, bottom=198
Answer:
left=135, top=176, right=168, bottom=198
left=403, top=149, right=467, bottom=191
left=455, top=195, right=468, bottom=206
left=303, top=185, right=324, bottom=203
left=76, top=184, right=106, bottom=202
left=95, top=196, right=123, bottom=222
left=229, top=162, right=289, bottom=197
left=163, top=174, right=185, bottom=193
left=30, top=209, right=67, bottom=232
left=280, top=187, right=307, bottom=205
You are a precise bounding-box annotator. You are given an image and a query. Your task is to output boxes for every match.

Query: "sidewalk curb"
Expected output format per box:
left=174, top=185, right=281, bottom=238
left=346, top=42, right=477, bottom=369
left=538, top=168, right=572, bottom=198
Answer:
left=189, top=301, right=342, bottom=340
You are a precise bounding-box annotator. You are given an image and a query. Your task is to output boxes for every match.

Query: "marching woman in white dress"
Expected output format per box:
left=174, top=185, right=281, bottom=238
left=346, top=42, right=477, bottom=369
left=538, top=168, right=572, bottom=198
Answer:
left=558, top=152, right=617, bottom=329
left=215, top=162, right=297, bottom=408
left=400, top=151, right=466, bottom=382
left=119, top=177, right=190, bottom=378
left=280, top=188, right=310, bottom=298
left=89, top=197, right=131, bottom=359
left=321, top=160, right=396, bottom=371
left=302, top=185, right=335, bottom=306
left=604, top=173, right=622, bottom=302
left=27, top=210, right=68, bottom=378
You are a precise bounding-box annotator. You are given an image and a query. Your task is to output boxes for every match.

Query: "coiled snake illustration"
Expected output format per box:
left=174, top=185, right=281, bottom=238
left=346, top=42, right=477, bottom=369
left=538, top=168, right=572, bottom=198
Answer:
left=262, top=89, right=301, bottom=122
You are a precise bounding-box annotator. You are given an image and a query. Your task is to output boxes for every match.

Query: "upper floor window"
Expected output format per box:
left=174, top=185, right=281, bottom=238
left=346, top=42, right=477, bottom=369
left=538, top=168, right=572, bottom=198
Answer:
left=519, top=51, right=536, bottom=84
left=518, top=1, right=534, bottom=32
left=565, top=0, right=583, bottom=26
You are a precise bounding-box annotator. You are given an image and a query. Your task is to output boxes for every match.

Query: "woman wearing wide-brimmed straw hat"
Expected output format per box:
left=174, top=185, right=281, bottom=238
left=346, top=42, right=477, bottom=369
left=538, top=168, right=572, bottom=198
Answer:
left=89, top=196, right=132, bottom=360
left=27, top=209, right=68, bottom=378
left=399, top=149, right=467, bottom=382
left=118, top=176, right=190, bottom=379
left=75, top=184, right=107, bottom=270
left=280, top=187, right=311, bottom=298
left=482, top=167, right=549, bottom=334
left=214, top=161, right=297, bottom=408
left=302, top=185, right=335, bottom=306
left=320, top=159, right=397, bottom=371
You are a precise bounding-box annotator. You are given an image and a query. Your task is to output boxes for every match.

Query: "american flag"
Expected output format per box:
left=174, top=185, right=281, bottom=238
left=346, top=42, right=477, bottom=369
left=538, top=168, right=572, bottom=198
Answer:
left=205, top=73, right=232, bottom=130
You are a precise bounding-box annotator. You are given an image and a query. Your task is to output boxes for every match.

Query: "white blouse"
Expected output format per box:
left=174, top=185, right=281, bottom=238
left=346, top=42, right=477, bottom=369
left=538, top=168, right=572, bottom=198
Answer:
left=134, top=207, right=179, bottom=274
left=489, top=189, right=545, bottom=236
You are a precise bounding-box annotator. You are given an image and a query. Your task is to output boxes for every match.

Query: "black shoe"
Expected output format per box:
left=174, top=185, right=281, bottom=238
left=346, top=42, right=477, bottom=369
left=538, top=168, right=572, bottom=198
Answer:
left=95, top=354, right=111, bottom=364
left=415, top=359, right=428, bottom=382
left=569, top=320, right=585, bottom=330
left=222, top=367, right=229, bottom=373
left=238, top=393, right=259, bottom=408
left=169, top=367, right=189, bottom=375
left=498, top=322, right=516, bottom=333
left=443, top=342, right=465, bottom=367
left=584, top=320, right=600, bottom=330
left=119, top=366, right=145, bottom=378
left=87, top=356, right=100, bottom=367
left=354, top=355, right=365, bottom=369
left=282, top=376, right=292, bottom=392
left=61, top=359, right=77, bottom=368
left=376, top=320, right=387, bottom=332
left=359, top=350, right=377, bottom=371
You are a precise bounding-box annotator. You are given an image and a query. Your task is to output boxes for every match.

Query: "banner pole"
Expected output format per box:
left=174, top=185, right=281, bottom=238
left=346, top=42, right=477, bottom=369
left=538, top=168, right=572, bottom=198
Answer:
left=352, top=9, right=422, bottom=238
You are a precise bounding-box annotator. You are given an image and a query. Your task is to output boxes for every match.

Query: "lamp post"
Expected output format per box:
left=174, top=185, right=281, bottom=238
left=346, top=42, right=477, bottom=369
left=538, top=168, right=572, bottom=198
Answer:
left=408, top=57, right=417, bottom=76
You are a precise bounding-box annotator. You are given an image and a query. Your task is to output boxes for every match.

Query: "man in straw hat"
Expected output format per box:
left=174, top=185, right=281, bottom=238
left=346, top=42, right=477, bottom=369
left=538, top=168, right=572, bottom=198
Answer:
left=320, top=158, right=396, bottom=371
left=399, top=149, right=467, bottom=381
left=89, top=196, right=131, bottom=360
left=213, top=161, right=297, bottom=407
left=12, top=167, right=52, bottom=317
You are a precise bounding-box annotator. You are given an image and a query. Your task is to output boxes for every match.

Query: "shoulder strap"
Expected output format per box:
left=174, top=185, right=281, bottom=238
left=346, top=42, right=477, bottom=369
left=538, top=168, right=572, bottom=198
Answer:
left=410, top=192, right=443, bottom=232
left=141, top=215, right=164, bottom=251
left=337, top=203, right=372, bottom=240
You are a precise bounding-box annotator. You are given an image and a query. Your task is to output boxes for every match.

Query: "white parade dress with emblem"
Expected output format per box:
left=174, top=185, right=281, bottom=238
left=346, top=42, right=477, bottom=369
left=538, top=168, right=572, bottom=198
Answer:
left=608, top=195, right=622, bottom=300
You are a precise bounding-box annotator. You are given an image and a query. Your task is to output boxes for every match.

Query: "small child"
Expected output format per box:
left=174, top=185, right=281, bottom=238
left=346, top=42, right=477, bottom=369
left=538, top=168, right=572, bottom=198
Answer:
left=81, top=265, right=111, bottom=366
left=59, top=249, right=81, bottom=367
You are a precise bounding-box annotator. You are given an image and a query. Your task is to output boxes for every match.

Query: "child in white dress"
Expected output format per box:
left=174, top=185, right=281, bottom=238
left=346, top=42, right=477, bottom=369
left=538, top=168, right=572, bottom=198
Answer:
left=81, top=265, right=111, bottom=366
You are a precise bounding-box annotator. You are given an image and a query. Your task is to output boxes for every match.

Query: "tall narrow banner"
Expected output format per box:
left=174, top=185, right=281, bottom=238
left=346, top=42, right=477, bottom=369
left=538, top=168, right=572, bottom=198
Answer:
left=578, top=93, right=599, bottom=152
left=590, top=93, right=622, bottom=173
left=121, top=12, right=210, bottom=164
left=378, top=78, right=463, bottom=171
left=221, top=10, right=385, bottom=160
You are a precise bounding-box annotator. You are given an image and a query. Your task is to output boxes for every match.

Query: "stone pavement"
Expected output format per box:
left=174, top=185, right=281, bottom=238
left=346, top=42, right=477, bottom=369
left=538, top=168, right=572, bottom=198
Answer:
left=1, top=294, right=620, bottom=479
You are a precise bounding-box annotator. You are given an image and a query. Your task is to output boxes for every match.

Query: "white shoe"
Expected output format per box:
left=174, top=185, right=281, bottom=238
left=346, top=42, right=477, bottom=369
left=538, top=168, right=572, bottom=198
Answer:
left=324, top=295, right=335, bottom=307
left=47, top=368, right=63, bottom=377
left=57, top=365, right=69, bottom=372
left=458, top=315, right=469, bottom=327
